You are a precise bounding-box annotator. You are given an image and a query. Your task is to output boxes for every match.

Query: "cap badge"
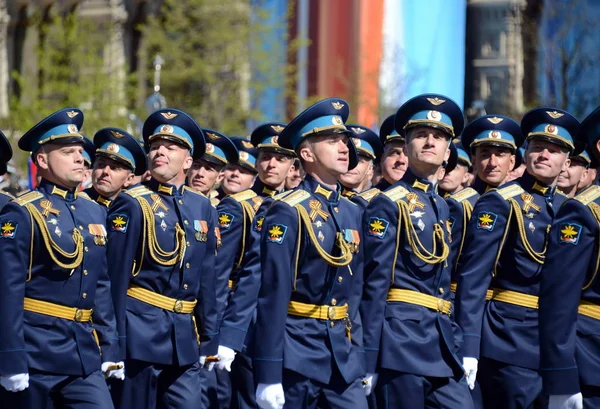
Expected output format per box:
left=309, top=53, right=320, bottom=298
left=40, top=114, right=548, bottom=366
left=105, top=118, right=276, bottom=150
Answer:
left=270, top=125, right=285, bottom=133
left=489, top=130, right=502, bottom=139
left=160, top=125, right=174, bottom=133
left=107, top=143, right=120, bottom=153
left=546, top=111, right=564, bottom=119
left=67, top=124, right=78, bottom=133
left=545, top=124, right=559, bottom=135
left=110, top=130, right=124, bottom=138
left=331, top=102, right=345, bottom=110
left=351, top=127, right=366, bottom=134
left=161, top=112, right=178, bottom=120
left=487, top=116, right=504, bottom=124
left=427, top=97, right=445, bottom=106
left=427, top=110, right=442, bottom=121
left=332, top=116, right=343, bottom=126
left=206, top=143, right=215, bottom=153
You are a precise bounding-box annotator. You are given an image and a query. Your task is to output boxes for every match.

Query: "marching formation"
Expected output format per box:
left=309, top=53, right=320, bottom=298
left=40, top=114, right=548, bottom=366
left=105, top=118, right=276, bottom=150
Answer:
left=0, top=93, right=597, bottom=409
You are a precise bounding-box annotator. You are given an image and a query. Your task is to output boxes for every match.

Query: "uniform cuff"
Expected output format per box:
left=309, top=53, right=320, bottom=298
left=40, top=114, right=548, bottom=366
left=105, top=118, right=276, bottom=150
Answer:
left=254, top=358, right=283, bottom=384
left=541, top=367, right=581, bottom=395
left=219, top=325, right=247, bottom=352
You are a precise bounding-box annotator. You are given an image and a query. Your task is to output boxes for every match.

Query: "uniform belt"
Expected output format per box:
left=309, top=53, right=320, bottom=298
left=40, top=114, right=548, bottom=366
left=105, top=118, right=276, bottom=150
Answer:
left=287, top=300, right=348, bottom=320
left=450, top=281, right=494, bottom=300
left=387, top=289, right=452, bottom=315
left=23, top=297, right=93, bottom=322
left=127, top=285, right=197, bottom=314
left=489, top=288, right=538, bottom=309
left=578, top=301, right=600, bottom=320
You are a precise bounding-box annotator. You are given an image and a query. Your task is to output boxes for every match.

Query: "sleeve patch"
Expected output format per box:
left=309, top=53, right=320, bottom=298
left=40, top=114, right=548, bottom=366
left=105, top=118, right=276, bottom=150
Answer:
left=476, top=212, right=497, bottom=232
left=0, top=221, right=18, bottom=239
left=218, top=212, right=234, bottom=230
left=559, top=223, right=581, bottom=245
left=266, top=223, right=287, bottom=244
left=110, top=214, right=129, bottom=233
left=253, top=216, right=264, bottom=232
left=367, top=217, right=389, bottom=239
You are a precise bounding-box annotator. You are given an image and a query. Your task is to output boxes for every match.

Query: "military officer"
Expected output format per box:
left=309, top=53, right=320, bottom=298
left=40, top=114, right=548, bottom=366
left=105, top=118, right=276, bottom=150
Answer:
left=106, top=108, right=219, bottom=409
left=214, top=123, right=295, bottom=409
left=340, top=124, right=384, bottom=210
left=0, top=130, right=14, bottom=209
left=557, top=149, right=593, bottom=198
left=360, top=94, right=472, bottom=408
left=375, top=114, right=408, bottom=191
left=577, top=153, right=599, bottom=194
left=84, top=128, right=147, bottom=211
left=455, top=107, right=581, bottom=409
left=187, top=129, right=238, bottom=205
left=539, top=105, right=600, bottom=409
left=0, top=108, right=122, bottom=409
left=218, top=137, right=258, bottom=197
left=285, top=159, right=304, bottom=189
left=253, top=99, right=366, bottom=409
left=81, top=137, right=96, bottom=190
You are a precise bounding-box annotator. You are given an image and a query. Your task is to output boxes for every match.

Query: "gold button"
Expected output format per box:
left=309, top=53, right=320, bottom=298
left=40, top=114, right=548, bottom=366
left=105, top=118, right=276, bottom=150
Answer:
left=70, top=205, right=76, bottom=210
left=178, top=200, right=183, bottom=205
left=439, top=287, right=444, bottom=294
left=338, top=276, right=343, bottom=283
left=334, top=207, right=339, bottom=213
left=186, top=263, right=190, bottom=268
left=330, top=322, right=335, bottom=328
left=183, top=284, right=188, bottom=290
left=79, top=225, right=84, bottom=230
left=83, top=269, right=88, bottom=275
left=84, top=246, right=89, bottom=252
left=82, top=293, right=87, bottom=299
left=184, top=220, right=189, bottom=225
left=174, top=300, right=183, bottom=313
left=331, top=299, right=337, bottom=306
left=186, top=241, right=191, bottom=246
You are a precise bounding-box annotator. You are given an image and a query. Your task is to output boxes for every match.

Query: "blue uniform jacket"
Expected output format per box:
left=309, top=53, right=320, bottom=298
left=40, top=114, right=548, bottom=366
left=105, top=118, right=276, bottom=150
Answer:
left=455, top=172, right=567, bottom=369
left=253, top=175, right=364, bottom=385
left=107, top=179, right=219, bottom=366
left=360, top=169, right=462, bottom=378
left=0, top=180, right=118, bottom=375
left=0, top=190, right=14, bottom=210
left=539, top=185, right=600, bottom=394
left=83, top=187, right=113, bottom=214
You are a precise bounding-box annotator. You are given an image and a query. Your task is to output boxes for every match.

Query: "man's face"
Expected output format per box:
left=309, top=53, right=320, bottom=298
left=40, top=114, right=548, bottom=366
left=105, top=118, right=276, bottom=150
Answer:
left=285, top=163, right=304, bottom=189
left=380, top=141, right=408, bottom=183
left=37, top=143, right=86, bottom=189
left=221, top=164, right=256, bottom=194
left=187, top=159, right=224, bottom=195
left=557, top=159, right=586, bottom=191
left=256, top=151, right=294, bottom=189
left=526, top=139, right=570, bottom=183
left=578, top=167, right=597, bottom=191
left=299, top=133, right=351, bottom=178
left=339, top=156, right=372, bottom=189
left=148, top=140, right=192, bottom=184
left=439, top=164, right=469, bottom=193
left=92, top=156, right=134, bottom=199
left=404, top=127, right=450, bottom=169
left=473, top=145, right=515, bottom=186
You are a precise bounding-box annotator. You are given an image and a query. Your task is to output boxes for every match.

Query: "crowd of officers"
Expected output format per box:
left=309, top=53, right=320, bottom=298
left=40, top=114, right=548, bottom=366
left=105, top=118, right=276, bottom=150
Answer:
left=0, top=93, right=597, bottom=409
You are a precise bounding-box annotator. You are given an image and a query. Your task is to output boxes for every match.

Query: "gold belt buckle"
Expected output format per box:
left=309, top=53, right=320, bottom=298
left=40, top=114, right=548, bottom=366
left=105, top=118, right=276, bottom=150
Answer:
left=328, top=306, right=336, bottom=320
left=74, top=309, right=83, bottom=322
left=174, top=300, right=184, bottom=313
left=436, top=298, right=446, bottom=313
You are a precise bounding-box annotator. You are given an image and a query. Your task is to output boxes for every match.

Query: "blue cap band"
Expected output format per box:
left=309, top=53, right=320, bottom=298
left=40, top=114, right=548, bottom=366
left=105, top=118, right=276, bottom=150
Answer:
left=35, top=124, right=83, bottom=152
left=528, top=123, right=573, bottom=149
left=405, top=110, right=454, bottom=136
left=471, top=130, right=517, bottom=150
left=150, top=124, right=194, bottom=153
left=352, top=137, right=375, bottom=159
left=294, top=115, right=347, bottom=150
left=96, top=142, right=136, bottom=170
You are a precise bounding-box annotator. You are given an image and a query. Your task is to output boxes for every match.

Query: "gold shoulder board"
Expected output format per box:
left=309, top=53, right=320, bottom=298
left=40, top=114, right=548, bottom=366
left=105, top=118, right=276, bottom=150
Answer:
left=183, top=185, right=206, bottom=197
left=384, top=185, right=409, bottom=202
left=280, top=189, right=311, bottom=207
left=451, top=187, right=478, bottom=203
left=125, top=185, right=152, bottom=198
left=230, top=189, right=257, bottom=203
left=497, top=184, right=525, bottom=200
left=14, top=191, right=43, bottom=206
left=575, top=185, right=600, bottom=206
left=358, top=188, right=380, bottom=202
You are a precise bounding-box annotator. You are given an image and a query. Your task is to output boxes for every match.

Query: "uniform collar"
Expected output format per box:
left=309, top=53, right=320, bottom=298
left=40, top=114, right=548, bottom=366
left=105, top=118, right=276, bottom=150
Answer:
left=39, top=179, right=79, bottom=201
left=303, top=174, right=340, bottom=204
left=374, top=178, right=391, bottom=192
left=520, top=171, right=555, bottom=197
left=148, top=178, right=183, bottom=196
left=472, top=177, right=495, bottom=195
left=341, top=185, right=357, bottom=198
left=85, top=188, right=112, bottom=208
left=252, top=179, right=280, bottom=198
left=402, top=168, right=436, bottom=194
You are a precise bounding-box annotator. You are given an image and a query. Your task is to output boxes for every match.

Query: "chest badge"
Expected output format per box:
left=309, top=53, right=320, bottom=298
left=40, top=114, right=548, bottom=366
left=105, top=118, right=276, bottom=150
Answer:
left=194, top=220, right=208, bottom=242
left=309, top=200, right=329, bottom=223
left=521, top=193, right=541, bottom=213
left=40, top=200, right=60, bottom=218
left=406, top=193, right=426, bottom=213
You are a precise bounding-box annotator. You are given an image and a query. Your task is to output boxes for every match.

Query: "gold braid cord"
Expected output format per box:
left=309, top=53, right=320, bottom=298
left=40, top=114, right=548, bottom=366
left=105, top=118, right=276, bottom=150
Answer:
left=24, top=203, right=84, bottom=269
left=234, top=201, right=257, bottom=270
left=295, top=205, right=353, bottom=267
left=584, top=203, right=600, bottom=290
left=455, top=200, right=474, bottom=270
left=136, top=197, right=186, bottom=267
left=508, top=198, right=547, bottom=264
left=397, top=200, right=449, bottom=264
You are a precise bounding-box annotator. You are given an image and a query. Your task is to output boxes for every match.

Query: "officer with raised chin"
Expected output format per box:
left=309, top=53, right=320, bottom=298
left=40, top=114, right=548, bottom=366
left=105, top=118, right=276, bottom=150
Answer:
left=106, top=108, right=219, bottom=409
left=85, top=128, right=147, bottom=211
left=0, top=108, right=122, bottom=408
left=375, top=114, right=409, bottom=191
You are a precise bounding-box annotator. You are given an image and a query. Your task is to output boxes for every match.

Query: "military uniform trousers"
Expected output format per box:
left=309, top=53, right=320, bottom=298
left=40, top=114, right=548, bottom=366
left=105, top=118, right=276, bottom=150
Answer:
left=1, top=369, right=113, bottom=409
left=118, top=359, right=203, bottom=409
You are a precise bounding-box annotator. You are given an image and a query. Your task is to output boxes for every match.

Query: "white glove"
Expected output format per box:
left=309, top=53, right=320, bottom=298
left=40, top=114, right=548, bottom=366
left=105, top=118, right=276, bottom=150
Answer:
left=463, top=357, right=478, bottom=390
left=256, top=383, right=285, bottom=409
left=199, top=355, right=216, bottom=371
left=215, top=345, right=236, bottom=372
left=0, top=373, right=29, bottom=392
left=549, top=393, right=583, bottom=409
left=362, top=373, right=378, bottom=396
left=101, top=361, right=125, bottom=380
